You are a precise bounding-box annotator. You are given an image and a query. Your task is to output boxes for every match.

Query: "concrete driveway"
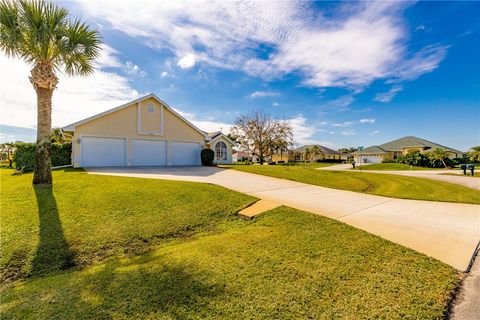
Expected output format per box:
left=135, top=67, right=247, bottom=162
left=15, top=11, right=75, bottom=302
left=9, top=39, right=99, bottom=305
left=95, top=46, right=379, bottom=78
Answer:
left=87, top=166, right=480, bottom=270
left=319, top=164, right=480, bottom=190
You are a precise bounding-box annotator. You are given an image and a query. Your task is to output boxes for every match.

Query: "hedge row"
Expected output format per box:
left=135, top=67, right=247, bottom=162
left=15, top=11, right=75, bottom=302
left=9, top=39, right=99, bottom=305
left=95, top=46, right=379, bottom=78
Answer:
left=13, top=142, right=72, bottom=172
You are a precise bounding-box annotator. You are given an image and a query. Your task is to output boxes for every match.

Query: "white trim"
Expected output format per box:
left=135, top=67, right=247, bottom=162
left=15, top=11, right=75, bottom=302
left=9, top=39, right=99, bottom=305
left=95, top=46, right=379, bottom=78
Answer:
left=62, top=93, right=207, bottom=139
left=209, top=132, right=235, bottom=146
left=80, top=135, right=127, bottom=167
left=136, top=102, right=164, bottom=135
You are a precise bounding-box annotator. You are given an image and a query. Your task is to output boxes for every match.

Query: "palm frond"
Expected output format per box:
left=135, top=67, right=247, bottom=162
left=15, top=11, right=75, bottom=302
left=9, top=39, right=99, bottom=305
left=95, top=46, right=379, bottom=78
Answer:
left=0, top=0, right=101, bottom=76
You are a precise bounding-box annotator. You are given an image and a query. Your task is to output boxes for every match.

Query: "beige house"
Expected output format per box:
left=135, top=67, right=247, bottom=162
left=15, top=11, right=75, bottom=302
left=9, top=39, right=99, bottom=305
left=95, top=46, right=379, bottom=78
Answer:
left=293, top=145, right=349, bottom=161
left=62, top=94, right=234, bottom=167
left=353, top=136, right=465, bottom=164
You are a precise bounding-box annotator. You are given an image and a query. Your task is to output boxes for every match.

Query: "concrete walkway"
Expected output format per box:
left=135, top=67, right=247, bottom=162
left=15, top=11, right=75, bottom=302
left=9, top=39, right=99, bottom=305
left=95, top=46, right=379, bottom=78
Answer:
left=319, top=164, right=480, bottom=190
left=87, top=166, right=480, bottom=271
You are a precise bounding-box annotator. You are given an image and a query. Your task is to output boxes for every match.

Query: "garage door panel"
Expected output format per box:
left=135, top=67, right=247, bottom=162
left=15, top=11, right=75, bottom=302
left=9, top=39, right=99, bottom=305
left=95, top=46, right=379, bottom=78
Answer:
left=82, top=137, right=126, bottom=167
left=171, top=142, right=201, bottom=165
left=362, top=156, right=383, bottom=163
left=132, top=139, right=166, bottom=166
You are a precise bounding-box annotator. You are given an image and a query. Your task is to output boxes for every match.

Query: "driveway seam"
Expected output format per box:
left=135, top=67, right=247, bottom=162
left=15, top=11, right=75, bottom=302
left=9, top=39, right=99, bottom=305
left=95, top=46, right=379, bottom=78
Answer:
left=335, top=199, right=394, bottom=220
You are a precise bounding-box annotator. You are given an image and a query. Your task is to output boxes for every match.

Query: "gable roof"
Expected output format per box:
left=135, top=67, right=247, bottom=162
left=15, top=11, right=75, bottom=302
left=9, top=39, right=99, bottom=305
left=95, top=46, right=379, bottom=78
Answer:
left=208, top=131, right=235, bottom=145
left=354, top=136, right=464, bottom=154
left=352, top=146, right=387, bottom=154
left=294, top=144, right=342, bottom=155
left=378, top=136, right=464, bottom=154
left=62, top=93, right=208, bottom=138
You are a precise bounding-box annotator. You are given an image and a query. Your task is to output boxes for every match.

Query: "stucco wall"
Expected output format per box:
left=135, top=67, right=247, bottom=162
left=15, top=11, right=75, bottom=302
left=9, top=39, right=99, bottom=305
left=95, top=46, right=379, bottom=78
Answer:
left=71, top=98, right=206, bottom=167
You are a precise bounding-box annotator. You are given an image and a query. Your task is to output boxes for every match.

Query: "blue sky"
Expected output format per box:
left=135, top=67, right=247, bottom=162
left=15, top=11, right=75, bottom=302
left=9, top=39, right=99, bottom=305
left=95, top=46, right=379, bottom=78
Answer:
left=0, top=1, right=479, bottom=151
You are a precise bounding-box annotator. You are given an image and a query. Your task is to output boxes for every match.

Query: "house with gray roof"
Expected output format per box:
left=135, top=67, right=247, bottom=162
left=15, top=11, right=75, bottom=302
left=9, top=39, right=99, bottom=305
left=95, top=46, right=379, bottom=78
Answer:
left=353, top=136, right=465, bottom=164
left=290, top=144, right=349, bottom=162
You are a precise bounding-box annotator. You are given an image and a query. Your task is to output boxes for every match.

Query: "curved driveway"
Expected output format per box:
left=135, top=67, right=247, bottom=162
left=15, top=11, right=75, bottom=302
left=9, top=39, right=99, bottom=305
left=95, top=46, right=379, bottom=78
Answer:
left=319, top=164, right=480, bottom=190
left=87, top=166, right=480, bottom=271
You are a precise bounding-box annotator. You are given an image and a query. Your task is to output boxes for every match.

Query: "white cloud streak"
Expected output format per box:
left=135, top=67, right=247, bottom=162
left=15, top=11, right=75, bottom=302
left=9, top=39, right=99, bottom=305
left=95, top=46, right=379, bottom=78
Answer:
left=250, top=91, right=280, bottom=98
left=374, top=85, right=403, bottom=102
left=77, top=1, right=447, bottom=90
left=359, top=118, right=375, bottom=124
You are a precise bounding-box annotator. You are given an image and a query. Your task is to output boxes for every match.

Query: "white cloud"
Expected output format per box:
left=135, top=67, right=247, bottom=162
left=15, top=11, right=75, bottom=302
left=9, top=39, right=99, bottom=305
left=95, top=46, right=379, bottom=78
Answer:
left=369, top=130, right=380, bottom=135
left=359, top=118, right=375, bottom=124
left=94, top=44, right=123, bottom=68
left=272, top=102, right=280, bottom=106
left=341, top=129, right=356, bottom=136
left=0, top=54, right=140, bottom=129
left=124, top=61, right=148, bottom=78
left=374, top=84, right=403, bottom=102
left=177, top=54, right=196, bottom=69
left=318, top=95, right=354, bottom=113
left=289, top=115, right=319, bottom=145
left=250, top=91, right=280, bottom=98
left=172, top=108, right=232, bottom=133
left=160, top=71, right=169, bottom=77
left=332, top=121, right=354, bottom=127
left=77, top=1, right=446, bottom=90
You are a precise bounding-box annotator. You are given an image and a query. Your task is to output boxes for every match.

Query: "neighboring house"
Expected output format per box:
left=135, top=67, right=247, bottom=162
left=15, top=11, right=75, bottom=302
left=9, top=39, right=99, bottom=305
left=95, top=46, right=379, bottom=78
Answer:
left=293, top=145, right=349, bottom=161
left=233, top=151, right=254, bottom=163
left=352, top=136, right=465, bottom=164
left=62, top=94, right=234, bottom=167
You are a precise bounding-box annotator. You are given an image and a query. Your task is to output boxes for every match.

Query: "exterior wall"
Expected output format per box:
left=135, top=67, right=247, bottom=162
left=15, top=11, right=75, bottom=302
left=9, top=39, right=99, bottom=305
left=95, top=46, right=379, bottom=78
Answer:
left=211, top=136, right=233, bottom=164
left=71, top=99, right=205, bottom=167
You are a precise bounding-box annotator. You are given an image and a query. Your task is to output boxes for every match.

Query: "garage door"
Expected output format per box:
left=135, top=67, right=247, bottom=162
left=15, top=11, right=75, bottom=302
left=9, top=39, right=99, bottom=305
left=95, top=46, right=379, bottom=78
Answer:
left=171, top=142, right=201, bottom=165
left=361, top=156, right=383, bottom=164
left=81, top=137, right=126, bottom=167
left=132, top=139, right=166, bottom=166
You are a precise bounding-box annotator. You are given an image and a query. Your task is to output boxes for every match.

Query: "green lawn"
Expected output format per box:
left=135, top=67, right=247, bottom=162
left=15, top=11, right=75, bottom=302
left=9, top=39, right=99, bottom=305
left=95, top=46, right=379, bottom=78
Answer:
left=355, top=163, right=440, bottom=171
left=0, top=168, right=255, bottom=283
left=0, top=206, right=458, bottom=319
left=0, top=168, right=461, bottom=318
left=223, top=165, right=480, bottom=204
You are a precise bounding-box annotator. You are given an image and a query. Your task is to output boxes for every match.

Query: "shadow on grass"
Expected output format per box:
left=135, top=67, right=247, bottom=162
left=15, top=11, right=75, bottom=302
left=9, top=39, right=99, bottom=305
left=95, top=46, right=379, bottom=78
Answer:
left=1, top=253, right=226, bottom=319
left=31, top=185, right=75, bottom=276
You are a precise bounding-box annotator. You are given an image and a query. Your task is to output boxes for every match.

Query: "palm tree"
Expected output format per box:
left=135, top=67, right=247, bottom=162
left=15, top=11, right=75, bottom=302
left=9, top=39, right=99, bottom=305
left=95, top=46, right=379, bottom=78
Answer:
left=0, top=0, right=101, bottom=185
left=428, top=148, right=451, bottom=168
left=51, top=127, right=66, bottom=144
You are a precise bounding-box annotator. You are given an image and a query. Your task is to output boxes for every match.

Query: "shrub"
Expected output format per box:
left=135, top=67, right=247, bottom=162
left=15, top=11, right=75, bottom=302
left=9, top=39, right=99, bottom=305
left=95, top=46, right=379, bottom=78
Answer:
left=13, top=142, right=72, bottom=172
left=268, top=161, right=276, bottom=165
left=201, top=148, right=214, bottom=166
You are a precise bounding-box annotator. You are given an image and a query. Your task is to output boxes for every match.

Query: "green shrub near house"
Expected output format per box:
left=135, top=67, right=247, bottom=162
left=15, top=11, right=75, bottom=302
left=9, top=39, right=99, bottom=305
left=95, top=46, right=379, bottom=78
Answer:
left=13, top=142, right=72, bottom=172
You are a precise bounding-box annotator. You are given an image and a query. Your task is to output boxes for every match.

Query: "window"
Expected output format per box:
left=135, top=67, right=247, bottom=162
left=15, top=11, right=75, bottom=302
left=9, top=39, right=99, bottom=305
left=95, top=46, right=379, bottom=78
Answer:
left=215, top=141, right=227, bottom=161
left=147, top=103, right=155, bottom=113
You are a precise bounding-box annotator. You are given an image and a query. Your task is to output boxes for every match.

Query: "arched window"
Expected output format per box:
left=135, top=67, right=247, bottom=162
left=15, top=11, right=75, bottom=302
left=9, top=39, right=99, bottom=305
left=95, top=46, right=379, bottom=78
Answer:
left=215, top=141, right=227, bottom=161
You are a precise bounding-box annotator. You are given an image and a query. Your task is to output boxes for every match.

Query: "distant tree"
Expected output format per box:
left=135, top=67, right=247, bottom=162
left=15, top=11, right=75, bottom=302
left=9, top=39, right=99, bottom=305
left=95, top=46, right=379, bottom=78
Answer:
left=0, top=0, right=101, bottom=184
left=338, top=147, right=358, bottom=154
left=467, top=146, right=480, bottom=163
left=231, top=111, right=293, bottom=165
left=427, top=148, right=451, bottom=168
left=51, top=127, right=66, bottom=144
left=0, top=142, right=15, bottom=167
left=310, top=145, right=323, bottom=164
left=303, top=147, right=311, bottom=163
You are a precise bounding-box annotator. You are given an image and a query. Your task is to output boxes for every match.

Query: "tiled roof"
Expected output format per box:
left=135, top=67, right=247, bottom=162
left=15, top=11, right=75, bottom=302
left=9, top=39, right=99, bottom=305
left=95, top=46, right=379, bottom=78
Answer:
left=294, top=145, right=342, bottom=155
left=352, top=146, right=387, bottom=154
left=354, top=136, right=465, bottom=155
left=378, top=136, right=464, bottom=154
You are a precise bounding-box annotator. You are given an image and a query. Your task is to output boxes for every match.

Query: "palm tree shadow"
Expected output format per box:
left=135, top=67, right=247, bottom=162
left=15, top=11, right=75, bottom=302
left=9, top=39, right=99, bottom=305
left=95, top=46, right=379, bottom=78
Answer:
left=31, top=185, right=75, bottom=276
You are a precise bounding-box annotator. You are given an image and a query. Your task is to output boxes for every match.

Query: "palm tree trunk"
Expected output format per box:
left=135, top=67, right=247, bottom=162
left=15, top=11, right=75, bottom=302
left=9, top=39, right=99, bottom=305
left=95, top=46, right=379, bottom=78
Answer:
left=33, top=87, right=53, bottom=185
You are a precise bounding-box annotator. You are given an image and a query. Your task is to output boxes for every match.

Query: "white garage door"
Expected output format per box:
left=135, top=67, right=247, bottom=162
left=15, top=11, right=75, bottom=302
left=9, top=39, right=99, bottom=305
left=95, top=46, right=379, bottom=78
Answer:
left=82, top=137, right=126, bottom=167
left=361, top=156, right=383, bottom=164
left=132, top=139, right=167, bottom=166
left=171, top=142, right=201, bottom=165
